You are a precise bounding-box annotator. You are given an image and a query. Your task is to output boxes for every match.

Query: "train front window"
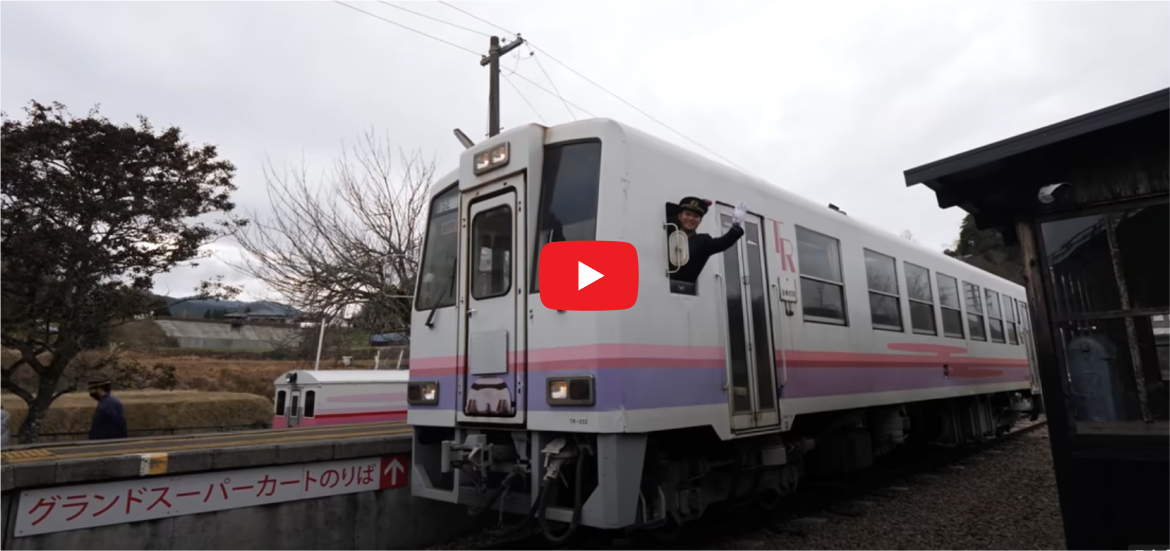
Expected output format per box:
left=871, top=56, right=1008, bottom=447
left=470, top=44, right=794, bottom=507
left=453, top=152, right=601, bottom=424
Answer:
left=416, top=185, right=460, bottom=310
left=531, top=140, right=602, bottom=292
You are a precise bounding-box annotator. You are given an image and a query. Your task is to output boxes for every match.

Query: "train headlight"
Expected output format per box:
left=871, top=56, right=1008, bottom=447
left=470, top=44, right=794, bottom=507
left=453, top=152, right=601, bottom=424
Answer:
left=546, top=376, right=595, bottom=406
left=473, top=142, right=510, bottom=175
left=407, top=381, right=439, bottom=405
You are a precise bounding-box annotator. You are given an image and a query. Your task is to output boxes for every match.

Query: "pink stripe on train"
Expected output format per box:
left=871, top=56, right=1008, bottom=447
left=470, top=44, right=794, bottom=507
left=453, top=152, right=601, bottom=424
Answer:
left=326, top=392, right=408, bottom=403
left=410, top=343, right=1029, bottom=377
left=271, top=409, right=407, bottom=429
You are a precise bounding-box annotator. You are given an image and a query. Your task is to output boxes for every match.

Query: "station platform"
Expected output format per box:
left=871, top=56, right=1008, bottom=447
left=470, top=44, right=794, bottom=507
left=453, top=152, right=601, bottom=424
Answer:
left=1, top=421, right=412, bottom=465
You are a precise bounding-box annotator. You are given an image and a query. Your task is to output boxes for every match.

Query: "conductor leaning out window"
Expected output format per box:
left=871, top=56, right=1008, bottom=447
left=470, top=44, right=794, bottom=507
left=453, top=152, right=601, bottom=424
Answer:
left=670, top=196, right=749, bottom=285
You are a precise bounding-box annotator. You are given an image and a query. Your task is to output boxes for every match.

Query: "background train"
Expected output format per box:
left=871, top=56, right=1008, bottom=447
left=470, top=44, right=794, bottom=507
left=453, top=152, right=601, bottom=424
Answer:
left=272, top=369, right=409, bottom=429
left=405, top=118, right=1040, bottom=540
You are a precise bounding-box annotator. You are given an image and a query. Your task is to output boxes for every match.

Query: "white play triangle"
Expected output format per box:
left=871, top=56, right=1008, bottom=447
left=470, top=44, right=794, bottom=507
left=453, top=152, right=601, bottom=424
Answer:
left=578, top=261, right=604, bottom=290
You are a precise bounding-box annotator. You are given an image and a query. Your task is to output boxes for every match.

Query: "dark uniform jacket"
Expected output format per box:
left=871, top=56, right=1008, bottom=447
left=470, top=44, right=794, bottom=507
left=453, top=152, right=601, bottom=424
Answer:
left=671, top=224, right=745, bottom=284
left=89, top=394, right=128, bottom=440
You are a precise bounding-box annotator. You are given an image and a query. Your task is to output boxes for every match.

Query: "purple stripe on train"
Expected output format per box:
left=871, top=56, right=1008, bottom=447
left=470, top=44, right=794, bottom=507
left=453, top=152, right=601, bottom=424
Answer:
left=409, top=365, right=1030, bottom=414
left=781, top=366, right=1029, bottom=399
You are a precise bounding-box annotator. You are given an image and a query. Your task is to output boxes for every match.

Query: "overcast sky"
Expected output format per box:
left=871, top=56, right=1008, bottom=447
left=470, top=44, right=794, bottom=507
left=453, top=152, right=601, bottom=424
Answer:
left=3, top=0, right=1167, bottom=303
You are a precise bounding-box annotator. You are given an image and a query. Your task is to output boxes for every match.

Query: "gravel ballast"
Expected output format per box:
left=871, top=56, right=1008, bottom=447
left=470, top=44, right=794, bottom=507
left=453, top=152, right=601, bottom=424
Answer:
left=715, top=427, right=1067, bottom=550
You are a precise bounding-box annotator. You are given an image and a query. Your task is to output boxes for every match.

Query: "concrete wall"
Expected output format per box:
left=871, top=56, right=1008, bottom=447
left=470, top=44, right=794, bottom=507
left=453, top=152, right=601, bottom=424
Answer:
left=1, top=434, right=482, bottom=550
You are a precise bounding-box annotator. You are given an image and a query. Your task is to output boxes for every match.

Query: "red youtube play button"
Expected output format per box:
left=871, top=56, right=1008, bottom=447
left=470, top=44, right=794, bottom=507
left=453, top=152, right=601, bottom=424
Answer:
left=539, top=241, right=639, bottom=311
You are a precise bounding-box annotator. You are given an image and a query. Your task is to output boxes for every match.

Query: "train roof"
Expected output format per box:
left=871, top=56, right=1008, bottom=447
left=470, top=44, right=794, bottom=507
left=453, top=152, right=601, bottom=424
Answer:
left=274, top=369, right=411, bottom=385
left=429, top=118, right=1025, bottom=292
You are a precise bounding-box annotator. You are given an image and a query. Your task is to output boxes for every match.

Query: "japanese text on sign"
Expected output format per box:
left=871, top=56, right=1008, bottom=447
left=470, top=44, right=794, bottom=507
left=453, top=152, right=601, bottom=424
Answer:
left=15, top=454, right=409, bottom=537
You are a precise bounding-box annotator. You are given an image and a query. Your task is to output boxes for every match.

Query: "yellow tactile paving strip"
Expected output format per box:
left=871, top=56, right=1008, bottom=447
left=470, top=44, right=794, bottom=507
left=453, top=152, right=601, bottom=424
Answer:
left=0, top=448, right=57, bottom=463
left=2, top=422, right=412, bottom=465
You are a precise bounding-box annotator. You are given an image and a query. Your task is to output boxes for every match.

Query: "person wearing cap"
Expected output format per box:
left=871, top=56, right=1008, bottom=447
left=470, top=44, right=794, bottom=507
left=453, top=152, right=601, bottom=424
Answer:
left=88, top=380, right=127, bottom=440
left=670, top=197, right=749, bottom=285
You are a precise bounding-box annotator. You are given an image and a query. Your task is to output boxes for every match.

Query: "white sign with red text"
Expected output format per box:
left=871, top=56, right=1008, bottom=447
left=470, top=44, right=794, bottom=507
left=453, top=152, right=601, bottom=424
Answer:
left=14, top=454, right=410, bottom=537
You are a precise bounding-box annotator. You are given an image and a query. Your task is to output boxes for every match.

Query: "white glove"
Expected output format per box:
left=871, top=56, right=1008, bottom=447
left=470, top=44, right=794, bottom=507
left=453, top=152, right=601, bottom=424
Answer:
left=731, top=201, right=748, bottom=226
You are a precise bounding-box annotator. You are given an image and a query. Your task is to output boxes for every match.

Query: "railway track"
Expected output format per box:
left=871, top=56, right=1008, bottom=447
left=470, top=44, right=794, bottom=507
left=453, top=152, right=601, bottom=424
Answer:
left=442, top=416, right=1049, bottom=551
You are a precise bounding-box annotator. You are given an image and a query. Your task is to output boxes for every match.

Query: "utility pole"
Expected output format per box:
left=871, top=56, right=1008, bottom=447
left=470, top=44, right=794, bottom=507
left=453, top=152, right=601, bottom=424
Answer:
left=481, top=34, right=524, bottom=138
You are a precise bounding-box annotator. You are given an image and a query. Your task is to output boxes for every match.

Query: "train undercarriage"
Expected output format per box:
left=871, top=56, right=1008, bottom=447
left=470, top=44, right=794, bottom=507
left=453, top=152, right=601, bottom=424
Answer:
left=410, top=390, right=1038, bottom=543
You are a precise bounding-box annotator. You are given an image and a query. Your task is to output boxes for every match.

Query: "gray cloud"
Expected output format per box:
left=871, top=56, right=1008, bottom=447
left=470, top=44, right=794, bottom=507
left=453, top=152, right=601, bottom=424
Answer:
left=4, top=1, right=1166, bottom=301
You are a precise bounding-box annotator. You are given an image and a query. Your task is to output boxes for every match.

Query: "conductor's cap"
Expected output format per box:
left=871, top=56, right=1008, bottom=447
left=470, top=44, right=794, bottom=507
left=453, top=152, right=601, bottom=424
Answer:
left=678, top=196, right=711, bottom=216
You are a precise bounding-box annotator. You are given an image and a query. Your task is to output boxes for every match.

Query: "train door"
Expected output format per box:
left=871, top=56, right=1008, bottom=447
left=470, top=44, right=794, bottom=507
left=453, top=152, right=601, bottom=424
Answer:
left=716, top=206, right=781, bottom=431
left=1019, top=301, right=1042, bottom=394
left=287, top=389, right=302, bottom=428
left=458, top=177, right=527, bottom=425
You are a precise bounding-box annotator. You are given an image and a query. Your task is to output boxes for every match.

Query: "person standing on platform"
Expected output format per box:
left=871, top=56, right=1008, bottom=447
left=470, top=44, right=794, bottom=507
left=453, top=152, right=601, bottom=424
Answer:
left=88, top=380, right=127, bottom=440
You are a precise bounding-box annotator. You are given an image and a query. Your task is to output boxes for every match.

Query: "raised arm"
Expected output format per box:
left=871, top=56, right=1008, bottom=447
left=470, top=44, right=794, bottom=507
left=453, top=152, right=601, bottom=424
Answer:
left=706, top=224, right=745, bottom=254
left=705, top=201, right=749, bottom=253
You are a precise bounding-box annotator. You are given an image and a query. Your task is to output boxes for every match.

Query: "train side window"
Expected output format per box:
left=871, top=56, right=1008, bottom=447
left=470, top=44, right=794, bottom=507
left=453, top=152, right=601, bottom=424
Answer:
left=937, top=273, right=965, bottom=339
left=795, top=226, right=847, bottom=325
left=665, top=202, right=697, bottom=296
left=963, top=281, right=987, bottom=341
left=985, top=289, right=1005, bottom=343
left=531, top=140, right=603, bottom=293
left=304, top=390, right=316, bottom=418
left=905, top=262, right=937, bottom=335
left=864, top=249, right=903, bottom=331
left=1003, top=295, right=1019, bottom=345
left=275, top=390, right=287, bottom=416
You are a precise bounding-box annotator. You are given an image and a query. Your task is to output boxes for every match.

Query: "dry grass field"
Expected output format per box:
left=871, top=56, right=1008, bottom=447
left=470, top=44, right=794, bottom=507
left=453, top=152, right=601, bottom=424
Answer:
left=2, top=348, right=406, bottom=441
left=152, top=352, right=391, bottom=398
left=2, top=349, right=398, bottom=402
left=1, top=320, right=409, bottom=441
left=1, top=389, right=273, bottom=443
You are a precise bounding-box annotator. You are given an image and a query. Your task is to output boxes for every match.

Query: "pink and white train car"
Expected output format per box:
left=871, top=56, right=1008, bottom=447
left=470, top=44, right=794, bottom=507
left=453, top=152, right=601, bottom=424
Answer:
left=272, top=369, right=409, bottom=429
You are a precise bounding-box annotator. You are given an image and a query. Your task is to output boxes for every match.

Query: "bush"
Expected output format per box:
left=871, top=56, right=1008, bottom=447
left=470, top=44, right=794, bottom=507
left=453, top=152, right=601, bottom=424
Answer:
left=0, top=390, right=272, bottom=443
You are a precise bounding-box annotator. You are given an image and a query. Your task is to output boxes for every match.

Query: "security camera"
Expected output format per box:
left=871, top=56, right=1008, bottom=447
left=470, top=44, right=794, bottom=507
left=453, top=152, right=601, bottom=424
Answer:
left=1038, top=182, right=1070, bottom=205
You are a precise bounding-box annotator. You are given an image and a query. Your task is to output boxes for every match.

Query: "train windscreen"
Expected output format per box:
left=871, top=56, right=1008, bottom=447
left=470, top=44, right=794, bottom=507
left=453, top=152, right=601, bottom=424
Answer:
left=416, top=185, right=460, bottom=310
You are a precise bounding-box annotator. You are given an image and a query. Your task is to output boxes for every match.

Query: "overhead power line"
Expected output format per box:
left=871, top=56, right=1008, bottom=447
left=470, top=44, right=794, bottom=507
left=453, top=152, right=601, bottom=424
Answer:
left=333, top=1, right=480, bottom=57
left=504, top=68, right=595, bottom=118
left=528, top=43, right=575, bottom=121
left=504, top=74, right=546, bottom=124
left=432, top=2, right=749, bottom=173
left=436, top=0, right=516, bottom=37
left=333, top=2, right=587, bottom=127
left=376, top=1, right=492, bottom=38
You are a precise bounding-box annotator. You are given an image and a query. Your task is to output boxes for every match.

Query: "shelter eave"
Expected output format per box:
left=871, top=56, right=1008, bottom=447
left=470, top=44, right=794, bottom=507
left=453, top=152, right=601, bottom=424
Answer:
left=903, top=88, right=1170, bottom=191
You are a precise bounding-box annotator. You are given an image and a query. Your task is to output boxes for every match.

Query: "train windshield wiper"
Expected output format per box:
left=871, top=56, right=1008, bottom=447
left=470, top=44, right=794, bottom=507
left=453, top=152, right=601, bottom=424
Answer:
left=424, top=256, right=457, bottom=328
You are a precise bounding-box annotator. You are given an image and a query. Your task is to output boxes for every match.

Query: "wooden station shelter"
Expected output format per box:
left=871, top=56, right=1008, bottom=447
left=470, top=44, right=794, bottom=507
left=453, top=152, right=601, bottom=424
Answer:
left=904, top=88, right=1169, bottom=551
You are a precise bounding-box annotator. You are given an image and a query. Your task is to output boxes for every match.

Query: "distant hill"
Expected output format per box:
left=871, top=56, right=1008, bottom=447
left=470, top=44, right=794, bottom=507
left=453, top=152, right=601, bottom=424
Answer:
left=162, top=297, right=302, bottom=319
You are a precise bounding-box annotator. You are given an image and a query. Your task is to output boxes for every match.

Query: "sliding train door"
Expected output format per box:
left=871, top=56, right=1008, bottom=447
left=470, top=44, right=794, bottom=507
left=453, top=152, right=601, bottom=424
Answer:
left=716, top=206, right=781, bottom=432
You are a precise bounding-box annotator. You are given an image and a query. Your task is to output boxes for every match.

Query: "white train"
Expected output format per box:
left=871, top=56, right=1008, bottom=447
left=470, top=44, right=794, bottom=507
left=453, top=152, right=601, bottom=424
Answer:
left=272, top=369, right=409, bottom=429
left=407, top=118, right=1040, bottom=540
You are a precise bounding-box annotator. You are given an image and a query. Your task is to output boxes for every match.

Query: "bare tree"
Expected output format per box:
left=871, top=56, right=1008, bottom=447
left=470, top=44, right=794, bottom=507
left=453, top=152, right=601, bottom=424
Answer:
left=232, top=130, right=434, bottom=335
